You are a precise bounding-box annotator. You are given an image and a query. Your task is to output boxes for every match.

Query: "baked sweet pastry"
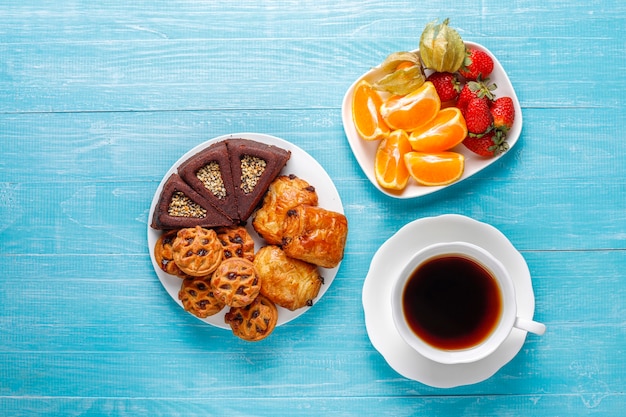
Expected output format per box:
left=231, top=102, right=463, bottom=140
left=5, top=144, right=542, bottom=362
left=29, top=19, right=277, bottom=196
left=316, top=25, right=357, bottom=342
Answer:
left=216, top=225, right=255, bottom=262
left=252, top=174, right=318, bottom=245
left=225, top=139, right=291, bottom=221
left=151, top=173, right=234, bottom=230
left=211, top=258, right=261, bottom=307
left=281, top=205, right=348, bottom=268
left=171, top=226, right=224, bottom=276
left=153, top=229, right=187, bottom=278
left=224, top=294, right=278, bottom=342
left=178, top=276, right=225, bottom=318
left=177, top=141, right=240, bottom=222
left=254, top=245, right=323, bottom=311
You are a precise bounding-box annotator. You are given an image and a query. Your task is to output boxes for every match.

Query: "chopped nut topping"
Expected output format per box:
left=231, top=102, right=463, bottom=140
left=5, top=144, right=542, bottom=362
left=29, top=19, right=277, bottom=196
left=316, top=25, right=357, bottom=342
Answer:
left=168, top=192, right=207, bottom=218
left=196, top=162, right=227, bottom=199
left=240, top=155, right=266, bottom=194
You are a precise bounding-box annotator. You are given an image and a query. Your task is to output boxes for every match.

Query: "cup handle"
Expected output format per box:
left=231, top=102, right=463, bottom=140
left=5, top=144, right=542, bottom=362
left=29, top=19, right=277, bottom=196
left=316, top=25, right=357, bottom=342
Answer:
left=514, top=317, right=546, bottom=335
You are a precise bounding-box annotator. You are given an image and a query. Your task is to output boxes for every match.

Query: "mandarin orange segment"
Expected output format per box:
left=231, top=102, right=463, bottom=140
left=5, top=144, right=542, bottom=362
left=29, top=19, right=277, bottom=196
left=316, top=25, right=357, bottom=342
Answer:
left=375, top=130, right=412, bottom=190
left=408, top=107, right=468, bottom=152
left=352, top=80, right=390, bottom=141
left=404, top=151, right=465, bottom=186
left=379, top=81, right=441, bottom=131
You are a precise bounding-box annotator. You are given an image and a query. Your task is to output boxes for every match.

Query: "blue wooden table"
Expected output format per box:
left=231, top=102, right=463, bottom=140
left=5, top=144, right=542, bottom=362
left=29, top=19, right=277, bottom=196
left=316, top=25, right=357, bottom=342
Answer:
left=2, top=1, right=625, bottom=416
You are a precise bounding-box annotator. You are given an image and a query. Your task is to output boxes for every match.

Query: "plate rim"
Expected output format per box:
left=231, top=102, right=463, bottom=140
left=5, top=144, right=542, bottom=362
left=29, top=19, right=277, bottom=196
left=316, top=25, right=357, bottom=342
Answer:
left=148, top=132, right=344, bottom=329
left=342, top=41, right=523, bottom=199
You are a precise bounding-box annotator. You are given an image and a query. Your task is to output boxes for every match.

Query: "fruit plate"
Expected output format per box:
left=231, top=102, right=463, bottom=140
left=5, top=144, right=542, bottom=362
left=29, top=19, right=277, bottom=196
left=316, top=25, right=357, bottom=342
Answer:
left=341, top=41, right=523, bottom=199
left=147, top=132, right=344, bottom=330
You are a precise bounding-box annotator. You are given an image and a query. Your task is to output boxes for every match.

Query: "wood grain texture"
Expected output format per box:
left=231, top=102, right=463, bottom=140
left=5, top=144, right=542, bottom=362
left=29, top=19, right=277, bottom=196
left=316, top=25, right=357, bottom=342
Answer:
left=1, top=0, right=626, bottom=416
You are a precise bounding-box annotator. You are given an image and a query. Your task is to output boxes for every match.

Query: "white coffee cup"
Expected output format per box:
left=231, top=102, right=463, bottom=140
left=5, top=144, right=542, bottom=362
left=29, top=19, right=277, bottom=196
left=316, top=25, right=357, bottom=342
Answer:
left=391, top=241, right=545, bottom=364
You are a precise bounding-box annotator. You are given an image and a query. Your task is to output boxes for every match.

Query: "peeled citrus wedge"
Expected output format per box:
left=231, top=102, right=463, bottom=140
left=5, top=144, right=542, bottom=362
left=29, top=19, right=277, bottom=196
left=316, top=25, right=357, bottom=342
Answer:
left=375, top=130, right=412, bottom=190
left=404, top=151, right=465, bottom=186
left=352, top=80, right=390, bottom=141
left=379, top=81, right=440, bottom=131
left=408, top=107, right=468, bottom=152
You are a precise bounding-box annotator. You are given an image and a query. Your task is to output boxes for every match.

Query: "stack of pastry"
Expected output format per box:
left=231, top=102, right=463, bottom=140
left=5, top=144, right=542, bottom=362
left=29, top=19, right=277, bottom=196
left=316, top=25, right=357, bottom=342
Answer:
left=153, top=158, right=348, bottom=342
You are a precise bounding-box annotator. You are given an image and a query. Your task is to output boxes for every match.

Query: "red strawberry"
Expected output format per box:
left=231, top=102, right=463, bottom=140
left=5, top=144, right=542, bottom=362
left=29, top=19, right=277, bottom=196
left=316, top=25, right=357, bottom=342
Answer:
left=459, top=49, right=494, bottom=81
left=462, top=98, right=493, bottom=135
left=490, top=96, right=515, bottom=132
left=426, top=72, right=460, bottom=102
left=462, top=130, right=508, bottom=157
left=456, top=78, right=496, bottom=111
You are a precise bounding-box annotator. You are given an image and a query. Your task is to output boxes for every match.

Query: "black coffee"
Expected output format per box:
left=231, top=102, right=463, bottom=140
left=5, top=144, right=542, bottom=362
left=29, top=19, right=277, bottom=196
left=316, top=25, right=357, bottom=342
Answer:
left=402, top=255, right=502, bottom=350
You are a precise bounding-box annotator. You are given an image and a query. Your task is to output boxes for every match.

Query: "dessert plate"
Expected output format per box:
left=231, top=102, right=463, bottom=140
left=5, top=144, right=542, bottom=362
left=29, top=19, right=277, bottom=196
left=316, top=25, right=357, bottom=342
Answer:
left=342, top=41, right=523, bottom=199
left=362, top=214, right=538, bottom=388
left=148, top=132, right=344, bottom=329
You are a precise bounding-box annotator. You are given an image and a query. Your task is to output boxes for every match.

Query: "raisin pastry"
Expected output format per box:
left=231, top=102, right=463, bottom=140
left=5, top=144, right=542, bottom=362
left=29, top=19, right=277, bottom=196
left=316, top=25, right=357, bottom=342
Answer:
left=211, top=258, right=261, bottom=307
left=224, top=294, right=278, bottom=342
left=281, top=205, right=348, bottom=269
left=172, top=226, right=224, bottom=277
left=254, top=245, right=323, bottom=311
left=153, top=229, right=187, bottom=278
left=252, top=174, right=318, bottom=245
left=178, top=276, right=225, bottom=318
left=216, top=225, right=255, bottom=262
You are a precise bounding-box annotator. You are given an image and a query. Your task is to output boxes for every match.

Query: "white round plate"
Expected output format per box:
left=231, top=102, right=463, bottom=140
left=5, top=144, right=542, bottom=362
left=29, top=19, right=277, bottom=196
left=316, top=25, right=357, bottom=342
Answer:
left=148, top=132, right=344, bottom=329
left=342, top=41, right=523, bottom=199
left=362, top=214, right=537, bottom=388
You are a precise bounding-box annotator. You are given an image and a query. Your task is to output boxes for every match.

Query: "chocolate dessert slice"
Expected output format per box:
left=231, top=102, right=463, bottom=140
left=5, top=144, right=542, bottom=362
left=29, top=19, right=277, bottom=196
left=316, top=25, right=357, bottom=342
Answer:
left=151, top=173, right=234, bottom=230
left=225, top=139, right=291, bottom=221
left=177, top=141, right=239, bottom=222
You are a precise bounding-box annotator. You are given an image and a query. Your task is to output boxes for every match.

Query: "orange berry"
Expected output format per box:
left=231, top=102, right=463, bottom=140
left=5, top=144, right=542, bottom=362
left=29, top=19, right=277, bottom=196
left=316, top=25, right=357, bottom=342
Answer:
left=408, top=107, right=468, bottom=152
left=404, top=151, right=465, bottom=186
left=375, top=130, right=412, bottom=190
left=379, top=81, right=440, bottom=131
left=351, top=80, right=390, bottom=141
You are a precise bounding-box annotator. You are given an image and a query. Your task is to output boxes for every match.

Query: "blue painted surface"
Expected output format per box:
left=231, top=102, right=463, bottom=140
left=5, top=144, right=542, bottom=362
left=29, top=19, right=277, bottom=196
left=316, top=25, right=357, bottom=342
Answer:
left=1, top=1, right=625, bottom=416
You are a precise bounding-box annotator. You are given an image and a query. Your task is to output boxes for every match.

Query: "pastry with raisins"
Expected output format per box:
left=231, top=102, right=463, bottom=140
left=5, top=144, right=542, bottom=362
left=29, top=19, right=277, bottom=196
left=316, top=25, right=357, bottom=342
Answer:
left=172, top=226, right=224, bottom=277
left=211, top=258, right=260, bottom=307
left=178, top=276, right=225, bottom=318
left=281, top=205, right=348, bottom=268
left=254, top=245, right=322, bottom=311
left=216, top=225, right=255, bottom=262
left=252, top=174, right=318, bottom=245
left=224, top=294, right=278, bottom=342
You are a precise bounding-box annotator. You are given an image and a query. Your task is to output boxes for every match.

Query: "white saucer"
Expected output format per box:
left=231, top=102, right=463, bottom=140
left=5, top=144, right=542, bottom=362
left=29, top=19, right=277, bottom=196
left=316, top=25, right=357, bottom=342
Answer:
left=362, top=214, right=538, bottom=388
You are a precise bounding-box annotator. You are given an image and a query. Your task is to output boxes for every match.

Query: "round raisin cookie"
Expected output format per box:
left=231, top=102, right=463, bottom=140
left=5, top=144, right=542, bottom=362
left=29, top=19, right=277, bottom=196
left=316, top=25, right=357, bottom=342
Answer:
left=172, top=226, right=224, bottom=277
left=224, top=294, right=278, bottom=342
left=178, top=276, right=225, bottom=318
left=154, top=229, right=187, bottom=278
left=216, top=225, right=255, bottom=262
left=211, top=258, right=260, bottom=307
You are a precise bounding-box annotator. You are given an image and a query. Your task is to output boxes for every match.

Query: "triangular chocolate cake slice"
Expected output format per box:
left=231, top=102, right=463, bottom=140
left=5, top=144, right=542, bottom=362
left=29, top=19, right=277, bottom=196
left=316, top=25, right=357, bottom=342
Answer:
left=225, top=139, right=291, bottom=221
left=151, top=173, right=234, bottom=230
left=177, top=141, right=239, bottom=222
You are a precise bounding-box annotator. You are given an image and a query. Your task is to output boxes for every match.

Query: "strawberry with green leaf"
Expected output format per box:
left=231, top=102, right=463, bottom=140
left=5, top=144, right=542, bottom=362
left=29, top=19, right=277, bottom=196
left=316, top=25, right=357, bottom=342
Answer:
left=426, top=72, right=461, bottom=102
left=463, top=97, right=493, bottom=135
left=459, top=48, right=494, bottom=81
left=490, top=96, right=515, bottom=132
left=456, top=78, right=496, bottom=111
left=462, top=130, right=508, bottom=157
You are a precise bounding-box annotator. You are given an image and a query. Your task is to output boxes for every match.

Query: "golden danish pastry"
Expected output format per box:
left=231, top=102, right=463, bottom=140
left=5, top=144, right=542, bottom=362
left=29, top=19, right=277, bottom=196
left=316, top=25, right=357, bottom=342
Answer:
left=254, top=245, right=323, bottom=311
left=153, top=229, right=187, bottom=278
left=211, top=258, right=261, bottom=307
left=252, top=174, right=318, bottom=245
left=224, top=294, right=278, bottom=342
left=171, top=226, right=224, bottom=277
left=215, top=225, right=255, bottom=262
left=178, top=276, right=225, bottom=318
left=281, top=205, right=348, bottom=268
